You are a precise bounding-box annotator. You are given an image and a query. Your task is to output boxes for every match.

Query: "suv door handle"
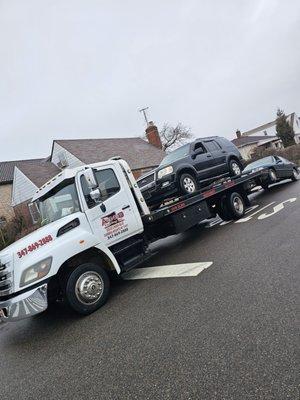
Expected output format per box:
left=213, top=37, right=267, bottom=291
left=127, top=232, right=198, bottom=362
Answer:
left=221, top=150, right=226, bottom=153
left=206, top=154, right=212, bottom=158
left=122, top=205, right=130, bottom=210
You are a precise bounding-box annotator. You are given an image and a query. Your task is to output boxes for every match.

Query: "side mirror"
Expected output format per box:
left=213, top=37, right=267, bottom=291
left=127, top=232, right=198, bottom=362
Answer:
left=90, top=188, right=106, bottom=212
left=193, top=147, right=204, bottom=156
left=90, top=188, right=101, bottom=202
left=83, top=167, right=98, bottom=190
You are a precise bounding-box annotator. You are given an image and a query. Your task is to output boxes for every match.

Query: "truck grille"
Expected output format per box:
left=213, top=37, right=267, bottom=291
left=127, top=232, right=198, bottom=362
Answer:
left=0, top=260, right=13, bottom=297
left=137, top=173, right=155, bottom=188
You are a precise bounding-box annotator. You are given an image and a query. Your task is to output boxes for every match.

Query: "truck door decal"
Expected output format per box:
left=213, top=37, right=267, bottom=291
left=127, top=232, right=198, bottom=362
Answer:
left=101, top=211, right=129, bottom=240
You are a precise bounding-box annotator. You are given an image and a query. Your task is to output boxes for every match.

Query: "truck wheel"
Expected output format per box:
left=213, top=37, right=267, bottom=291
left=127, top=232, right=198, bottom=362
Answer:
left=229, top=159, right=242, bottom=176
left=216, top=196, right=233, bottom=221
left=179, top=173, right=198, bottom=195
left=63, top=263, right=110, bottom=315
left=226, top=192, right=245, bottom=220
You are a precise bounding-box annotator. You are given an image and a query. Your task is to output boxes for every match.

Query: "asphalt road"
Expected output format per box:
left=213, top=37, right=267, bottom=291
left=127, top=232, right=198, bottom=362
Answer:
left=1, top=179, right=299, bottom=400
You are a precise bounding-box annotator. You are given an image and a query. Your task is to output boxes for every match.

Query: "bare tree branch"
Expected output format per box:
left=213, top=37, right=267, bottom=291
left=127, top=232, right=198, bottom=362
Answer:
left=159, top=123, right=193, bottom=152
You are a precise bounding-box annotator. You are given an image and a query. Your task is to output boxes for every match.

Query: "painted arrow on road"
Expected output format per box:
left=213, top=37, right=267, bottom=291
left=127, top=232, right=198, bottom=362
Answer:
left=122, top=262, right=213, bottom=280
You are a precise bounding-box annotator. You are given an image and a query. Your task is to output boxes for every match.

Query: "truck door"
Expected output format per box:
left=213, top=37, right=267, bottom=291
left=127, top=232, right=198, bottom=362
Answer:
left=77, top=165, right=144, bottom=247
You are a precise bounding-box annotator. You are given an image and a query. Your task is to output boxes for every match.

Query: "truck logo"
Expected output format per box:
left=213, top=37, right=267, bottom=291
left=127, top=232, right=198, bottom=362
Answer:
left=101, top=211, right=128, bottom=240
left=101, top=211, right=124, bottom=228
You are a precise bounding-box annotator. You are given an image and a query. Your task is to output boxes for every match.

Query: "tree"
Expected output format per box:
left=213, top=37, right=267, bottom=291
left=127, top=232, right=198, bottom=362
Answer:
left=275, top=109, right=295, bottom=148
left=159, top=123, right=193, bottom=152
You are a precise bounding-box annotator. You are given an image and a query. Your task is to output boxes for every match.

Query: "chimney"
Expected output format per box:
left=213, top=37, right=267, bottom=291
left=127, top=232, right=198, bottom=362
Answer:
left=236, top=129, right=242, bottom=138
left=146, top=121, right=162, bottom=149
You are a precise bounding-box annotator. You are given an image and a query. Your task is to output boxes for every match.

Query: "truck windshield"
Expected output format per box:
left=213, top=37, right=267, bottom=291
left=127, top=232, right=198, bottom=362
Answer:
left=35, top=179, right=80, bottom=226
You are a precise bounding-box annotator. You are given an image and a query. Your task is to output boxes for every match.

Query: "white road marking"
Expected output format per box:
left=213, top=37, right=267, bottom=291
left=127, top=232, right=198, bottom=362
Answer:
left=235, top=202, right=276, bottom=223
left=205, top=217, right=222, bottom=228
left=207, top=205, right=260, bottom=227
left=245, top=204, right=260, bottom=214
left=122, top=262, right=213, bottom=280
left=257, top=198, right=297, bottom=220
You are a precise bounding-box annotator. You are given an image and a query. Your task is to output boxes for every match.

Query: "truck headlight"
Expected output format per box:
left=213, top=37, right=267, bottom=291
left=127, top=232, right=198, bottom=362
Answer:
left=20, top=257, right=52, bottom=287
left=157, top=166, right=173, bottom=180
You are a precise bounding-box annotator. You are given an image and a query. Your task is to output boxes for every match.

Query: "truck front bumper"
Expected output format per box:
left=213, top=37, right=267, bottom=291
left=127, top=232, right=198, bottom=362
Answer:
left=0, top=283, right=48, bottom=322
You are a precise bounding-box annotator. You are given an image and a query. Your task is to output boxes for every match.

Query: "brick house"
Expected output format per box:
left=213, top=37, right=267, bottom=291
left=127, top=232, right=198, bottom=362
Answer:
left=0, top=123, right=164, bottom=224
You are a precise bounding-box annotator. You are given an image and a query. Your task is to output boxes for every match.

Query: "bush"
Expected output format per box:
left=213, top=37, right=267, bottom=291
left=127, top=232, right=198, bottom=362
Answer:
left=248, top=144, right=300, bottom=166
left=0, top=216, right=37, bottom=251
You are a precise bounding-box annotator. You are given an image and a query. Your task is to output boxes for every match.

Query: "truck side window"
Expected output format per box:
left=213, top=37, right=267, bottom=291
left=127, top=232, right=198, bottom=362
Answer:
left=81, top=169, right=120, bottom=208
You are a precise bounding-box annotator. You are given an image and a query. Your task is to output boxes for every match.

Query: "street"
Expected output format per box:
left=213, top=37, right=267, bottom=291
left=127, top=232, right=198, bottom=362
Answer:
left=0, top=179, right=299, bottom=400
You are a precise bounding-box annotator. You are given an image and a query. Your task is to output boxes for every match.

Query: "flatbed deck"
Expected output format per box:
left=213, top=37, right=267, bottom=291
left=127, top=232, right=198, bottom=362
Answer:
left=143, top=169, right=268, bottom=223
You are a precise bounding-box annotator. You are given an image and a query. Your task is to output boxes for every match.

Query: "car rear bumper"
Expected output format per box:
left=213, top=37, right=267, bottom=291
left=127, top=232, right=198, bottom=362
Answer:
left=0, top=283, right=48, bottom=322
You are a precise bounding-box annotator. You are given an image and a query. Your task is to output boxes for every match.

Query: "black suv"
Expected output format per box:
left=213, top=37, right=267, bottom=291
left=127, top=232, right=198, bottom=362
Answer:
left=137, top=136, right=244, bottom=206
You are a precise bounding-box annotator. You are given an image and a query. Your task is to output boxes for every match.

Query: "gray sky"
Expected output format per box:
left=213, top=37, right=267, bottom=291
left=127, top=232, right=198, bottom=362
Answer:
left=0, top=0, right=299, bottom=161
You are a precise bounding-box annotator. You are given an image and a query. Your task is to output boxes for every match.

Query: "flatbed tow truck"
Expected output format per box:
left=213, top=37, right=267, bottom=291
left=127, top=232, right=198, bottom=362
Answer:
left=0, top=159, right=269, bottom=322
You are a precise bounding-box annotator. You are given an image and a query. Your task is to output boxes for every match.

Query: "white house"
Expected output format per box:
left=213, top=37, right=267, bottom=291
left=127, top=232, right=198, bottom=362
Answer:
left=232, top=112, right=300, bottom=160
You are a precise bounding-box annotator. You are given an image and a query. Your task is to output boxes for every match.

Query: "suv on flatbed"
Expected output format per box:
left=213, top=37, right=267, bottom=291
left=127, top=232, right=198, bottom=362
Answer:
left=137, top=136, right=244, bottom=205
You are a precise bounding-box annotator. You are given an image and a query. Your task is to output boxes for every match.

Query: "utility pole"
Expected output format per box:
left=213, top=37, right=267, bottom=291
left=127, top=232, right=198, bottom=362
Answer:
left=139, top=107, right=150, bottom=126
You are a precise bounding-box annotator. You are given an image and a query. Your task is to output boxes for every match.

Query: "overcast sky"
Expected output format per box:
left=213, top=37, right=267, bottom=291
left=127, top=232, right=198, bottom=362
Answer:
left=0, top=0, right=299, bottom=161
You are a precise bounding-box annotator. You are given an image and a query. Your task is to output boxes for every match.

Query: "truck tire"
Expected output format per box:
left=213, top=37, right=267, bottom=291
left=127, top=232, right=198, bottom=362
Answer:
left=216, top=196, right=233, bottom=221
left=63, top=263, right=110, bottom=315
left=179, top=173, right=198, bottom=195
left=229, top=159, right=242, bottom=176
left=225, top=192, right=245, bottom=220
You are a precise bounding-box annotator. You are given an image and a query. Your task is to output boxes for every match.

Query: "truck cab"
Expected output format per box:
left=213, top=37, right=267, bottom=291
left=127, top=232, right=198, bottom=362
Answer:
left=0, top=160, right=150, bottom=321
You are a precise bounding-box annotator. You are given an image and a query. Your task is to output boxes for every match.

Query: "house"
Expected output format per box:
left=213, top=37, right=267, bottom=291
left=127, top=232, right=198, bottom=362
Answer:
left=231, top=134, right=283, bottom=160
left=0, top=158, right=46, bottom=222
left=241, top=112, right=300, bottom=142
left=232, top=112, right=300, bottom=160
left=0, top=122, right=165, bottom=224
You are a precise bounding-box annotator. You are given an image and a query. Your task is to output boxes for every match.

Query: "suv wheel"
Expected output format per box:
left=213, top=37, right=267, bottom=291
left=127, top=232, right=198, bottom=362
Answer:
left=229, top=159, right=242, bottom=176
left=179, top=173, right=198, bottom=195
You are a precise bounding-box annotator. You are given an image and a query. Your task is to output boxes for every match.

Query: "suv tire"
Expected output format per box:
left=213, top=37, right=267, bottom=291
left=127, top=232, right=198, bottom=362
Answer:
left=229, top=159, right=242, bottom=176
left=179, top=173, right=198, bottom=195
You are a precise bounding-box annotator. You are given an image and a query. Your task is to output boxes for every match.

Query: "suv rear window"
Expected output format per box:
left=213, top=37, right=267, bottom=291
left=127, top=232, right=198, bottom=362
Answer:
left=205, top=141, right=221, bottom=152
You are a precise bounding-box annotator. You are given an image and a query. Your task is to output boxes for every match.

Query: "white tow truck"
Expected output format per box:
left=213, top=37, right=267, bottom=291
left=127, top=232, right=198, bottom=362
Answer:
left=0, top=158, right=269, bottom=322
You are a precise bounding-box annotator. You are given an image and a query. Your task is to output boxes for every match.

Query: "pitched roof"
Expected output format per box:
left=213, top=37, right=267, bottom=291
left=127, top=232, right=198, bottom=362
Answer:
left=55, top=138, right=165, bottom=170
left=242, top=112, right=294, bottom=136
left=17, top=160, right=60, bottom=188
left=0, top=159, right=44, bottom=184
left=231, top=135, right=278, bottom=147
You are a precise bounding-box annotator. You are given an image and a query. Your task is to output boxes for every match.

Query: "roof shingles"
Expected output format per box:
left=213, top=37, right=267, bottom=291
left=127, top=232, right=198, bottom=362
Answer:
left=0, top=159, right=44, bottom=184
left=55, top=138, right=165, bottom=170
left=231, top=135, right=278, bottom=147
